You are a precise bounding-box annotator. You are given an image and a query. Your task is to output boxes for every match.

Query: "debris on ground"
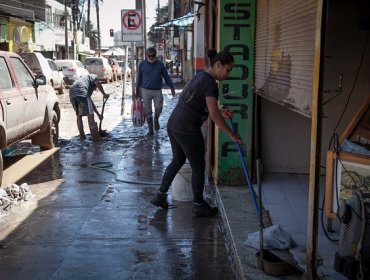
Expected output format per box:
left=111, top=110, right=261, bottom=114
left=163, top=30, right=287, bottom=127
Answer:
left=0, top=183, right=34, bottom=216
left=244, top=224, right=296, bottom=250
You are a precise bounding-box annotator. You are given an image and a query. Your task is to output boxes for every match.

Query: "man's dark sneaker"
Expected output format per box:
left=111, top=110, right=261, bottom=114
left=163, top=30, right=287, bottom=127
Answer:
left=150, top=192, right=169, bottom=209
left=192, top=201, right=218, bottom=218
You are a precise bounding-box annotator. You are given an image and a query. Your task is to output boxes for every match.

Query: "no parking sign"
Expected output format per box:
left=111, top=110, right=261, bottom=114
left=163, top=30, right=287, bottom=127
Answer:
left=121, top=9, right=143, bottom=42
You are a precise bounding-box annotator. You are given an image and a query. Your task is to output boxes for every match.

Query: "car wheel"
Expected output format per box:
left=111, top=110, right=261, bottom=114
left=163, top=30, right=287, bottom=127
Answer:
left=50, top=110, right=59, bottom=146
left=0, top=152, right=3, bottom=186
left=58, top=81, right=65, bottom=95
left=32, top=110, right=59, bottom=150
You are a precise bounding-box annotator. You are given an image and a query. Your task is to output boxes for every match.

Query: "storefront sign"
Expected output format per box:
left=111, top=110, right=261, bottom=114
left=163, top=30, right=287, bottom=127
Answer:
left=217, top=0, right=255, bottom=185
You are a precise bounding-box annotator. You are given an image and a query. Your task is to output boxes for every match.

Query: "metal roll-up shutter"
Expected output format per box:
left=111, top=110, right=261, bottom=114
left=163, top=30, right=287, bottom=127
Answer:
left=255, top=0, right=318, bottom=117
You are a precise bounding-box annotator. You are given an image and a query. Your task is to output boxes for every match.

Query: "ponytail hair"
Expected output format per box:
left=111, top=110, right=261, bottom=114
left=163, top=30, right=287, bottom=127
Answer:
left=207, top=47, right=234, bottom=67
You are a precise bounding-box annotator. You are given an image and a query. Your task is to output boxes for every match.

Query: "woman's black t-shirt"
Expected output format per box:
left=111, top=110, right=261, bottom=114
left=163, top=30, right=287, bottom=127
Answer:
left=167, top=71, right=218, bottom=135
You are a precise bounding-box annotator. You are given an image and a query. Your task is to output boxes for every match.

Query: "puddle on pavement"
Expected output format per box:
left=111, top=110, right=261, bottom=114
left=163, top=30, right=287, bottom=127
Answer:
left=132, top=249, right=155, bottom=263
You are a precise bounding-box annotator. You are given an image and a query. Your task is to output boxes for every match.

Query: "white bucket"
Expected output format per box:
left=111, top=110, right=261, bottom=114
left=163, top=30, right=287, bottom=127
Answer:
left=171, top=164, right=193, bottom=201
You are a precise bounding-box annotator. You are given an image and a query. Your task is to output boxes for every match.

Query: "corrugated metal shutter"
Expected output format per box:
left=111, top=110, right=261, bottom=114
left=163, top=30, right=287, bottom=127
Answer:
left=254, top=0, right=318, bottom=117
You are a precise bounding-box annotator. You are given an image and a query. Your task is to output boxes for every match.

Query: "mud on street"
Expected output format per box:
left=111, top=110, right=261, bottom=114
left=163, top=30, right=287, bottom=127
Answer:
left=0, top=79, right=236, bottom=280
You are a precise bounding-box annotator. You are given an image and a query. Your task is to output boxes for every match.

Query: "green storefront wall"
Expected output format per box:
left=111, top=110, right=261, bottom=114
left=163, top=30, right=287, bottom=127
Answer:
left=216, top=0, right=255, bottom=185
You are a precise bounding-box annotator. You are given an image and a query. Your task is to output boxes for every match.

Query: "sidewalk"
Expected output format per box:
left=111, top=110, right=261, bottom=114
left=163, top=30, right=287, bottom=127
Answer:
left=0, top=83, right=345, bottom=279
left=0, top=88, right=238, bottom=280
left=173, top=165, right=345, bottom=279
left=91, top=81, right=344, bottom=279
left=173, top=166, right=301, bottom=280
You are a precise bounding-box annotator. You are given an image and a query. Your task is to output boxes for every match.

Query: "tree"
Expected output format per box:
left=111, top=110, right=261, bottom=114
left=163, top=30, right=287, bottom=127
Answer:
left=56, top=0, right=83, bottom=30
left=84, top=0, right=99, bottom=51
left=85, top=21, right=99, bottom=50
left=147, top=5, right=169, bottom=44
left=94, top=0, right=103, bottom=54
left=55, top=0, right=102, bottom=52
left=87, top=0, right=91, bottom=27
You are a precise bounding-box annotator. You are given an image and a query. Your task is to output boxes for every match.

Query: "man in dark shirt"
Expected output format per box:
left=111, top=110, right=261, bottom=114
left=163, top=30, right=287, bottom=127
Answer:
left=135, top=47, right=176, bottom=135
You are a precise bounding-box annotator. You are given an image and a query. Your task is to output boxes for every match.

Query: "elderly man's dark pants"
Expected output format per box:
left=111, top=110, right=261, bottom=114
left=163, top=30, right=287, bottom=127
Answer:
left=159, top=128, right=205, bottom=204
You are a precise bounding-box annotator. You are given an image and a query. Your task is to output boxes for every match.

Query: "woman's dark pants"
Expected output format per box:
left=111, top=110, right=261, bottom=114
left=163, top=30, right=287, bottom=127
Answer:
left=159, top=128, right=205, bottom=204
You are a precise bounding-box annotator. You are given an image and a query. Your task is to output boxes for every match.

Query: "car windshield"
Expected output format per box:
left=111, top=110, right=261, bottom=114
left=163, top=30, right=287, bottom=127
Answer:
left=47, top=60, right=58, bottom=71
left=85, top=59, right=102, bottom=65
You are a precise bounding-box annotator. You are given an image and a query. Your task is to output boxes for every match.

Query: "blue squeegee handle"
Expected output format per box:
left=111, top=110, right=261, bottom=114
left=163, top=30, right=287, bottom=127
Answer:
left=229, top=119, right=260, bottom=214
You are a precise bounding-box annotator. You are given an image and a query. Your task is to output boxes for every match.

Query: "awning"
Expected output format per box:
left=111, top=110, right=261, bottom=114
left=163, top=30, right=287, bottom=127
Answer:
left=156, top=13, right=195, bottom=29
left=0, top=3, right=34, bottom=21
left=101, top=47, right=126, bottom=57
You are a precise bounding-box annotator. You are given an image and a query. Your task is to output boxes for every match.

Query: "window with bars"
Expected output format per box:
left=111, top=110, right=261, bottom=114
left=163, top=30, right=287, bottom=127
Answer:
left=45, top=5, right=52, bottom=23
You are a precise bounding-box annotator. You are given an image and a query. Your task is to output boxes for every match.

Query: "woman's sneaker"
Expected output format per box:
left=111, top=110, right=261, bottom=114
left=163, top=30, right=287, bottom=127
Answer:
left=192, top=201, right=218, bottom=218
left=150, top=192, right=169, bottom=209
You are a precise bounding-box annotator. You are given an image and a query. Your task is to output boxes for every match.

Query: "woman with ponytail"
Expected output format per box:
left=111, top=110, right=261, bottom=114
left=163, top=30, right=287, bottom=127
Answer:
left=150, top=48, right=242, bottom=217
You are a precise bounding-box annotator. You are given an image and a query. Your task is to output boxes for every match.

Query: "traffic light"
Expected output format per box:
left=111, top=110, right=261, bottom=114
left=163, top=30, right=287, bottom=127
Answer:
left=109, top=29, right=114, bottom=37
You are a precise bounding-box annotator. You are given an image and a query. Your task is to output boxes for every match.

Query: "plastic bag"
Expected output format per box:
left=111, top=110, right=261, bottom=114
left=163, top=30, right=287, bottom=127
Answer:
left=131, top=99, right=145, bottom=127
left=244, top=224, right=296, bottom=250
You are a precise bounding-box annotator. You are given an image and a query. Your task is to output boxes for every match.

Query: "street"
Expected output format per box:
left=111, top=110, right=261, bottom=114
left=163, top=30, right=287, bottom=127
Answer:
left=0, top=79, right=236, bottom=280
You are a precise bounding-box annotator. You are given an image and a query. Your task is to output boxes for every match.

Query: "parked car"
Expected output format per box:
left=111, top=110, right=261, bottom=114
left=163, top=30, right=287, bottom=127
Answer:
left=46, top=59, right=65, bottom=94
left=117, top=60, right=131, bottom=78
left=54, top=59, right=90, bottom=86
left=19, top=52, right=65, bottom=95
left=0, top=51, right=60, bottom=184
left=84, top=56, right=113, bottom=83
left=108, top=58, right=122, bottom=80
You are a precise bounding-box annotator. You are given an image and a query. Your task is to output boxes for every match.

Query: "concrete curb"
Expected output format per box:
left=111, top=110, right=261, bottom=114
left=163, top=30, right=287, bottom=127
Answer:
left=215, top=186, right=246, bottom=280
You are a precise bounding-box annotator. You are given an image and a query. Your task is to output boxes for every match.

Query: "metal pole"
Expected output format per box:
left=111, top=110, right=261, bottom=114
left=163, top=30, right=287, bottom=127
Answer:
left=131, top=42, right=136, bottom=100
left=121, top=45, right=128, bottom=115
left=64, top=0, right=69, bottom=59
left=143, top=0, right=147, bottom=51
left=306, top=0, right=326, bottom=278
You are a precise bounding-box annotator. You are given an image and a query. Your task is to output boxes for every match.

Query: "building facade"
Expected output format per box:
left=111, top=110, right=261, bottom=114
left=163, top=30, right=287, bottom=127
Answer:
left=0, top=0, right=92, bottom=60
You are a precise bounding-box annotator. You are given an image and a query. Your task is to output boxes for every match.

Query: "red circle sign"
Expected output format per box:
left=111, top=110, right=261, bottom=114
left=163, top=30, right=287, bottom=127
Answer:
left=122, top=11, right=142, bottom=30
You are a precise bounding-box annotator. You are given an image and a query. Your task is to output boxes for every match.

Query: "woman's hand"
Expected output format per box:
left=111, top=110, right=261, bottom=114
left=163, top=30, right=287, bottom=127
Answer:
left=221, top=109, right=233, bottom=119
left=230, top=131, right=242, bottom=144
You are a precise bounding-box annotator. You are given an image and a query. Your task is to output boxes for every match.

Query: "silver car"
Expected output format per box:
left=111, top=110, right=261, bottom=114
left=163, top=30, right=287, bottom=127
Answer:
left=84, top=57, right=113, bottom=83
left=20, top=52, right=65, bottom=95
left=54, top=59, right=89, bottom=86
left=117, top=60, right=131, bottom=77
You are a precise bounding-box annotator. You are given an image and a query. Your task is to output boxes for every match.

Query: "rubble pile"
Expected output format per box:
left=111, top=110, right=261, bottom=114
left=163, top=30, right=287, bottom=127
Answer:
left=0, top=183, right=34, bottom=216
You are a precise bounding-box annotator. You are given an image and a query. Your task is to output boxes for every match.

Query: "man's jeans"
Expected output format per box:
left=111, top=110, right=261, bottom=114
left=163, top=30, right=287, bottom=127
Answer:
left=141, top=88, right=163, bottom=118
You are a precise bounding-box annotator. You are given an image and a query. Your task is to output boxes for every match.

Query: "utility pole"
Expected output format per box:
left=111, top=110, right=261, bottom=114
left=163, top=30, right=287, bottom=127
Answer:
left=143, top=0, right=147, bottom=51
left=64, top=0, right=69, bottom=59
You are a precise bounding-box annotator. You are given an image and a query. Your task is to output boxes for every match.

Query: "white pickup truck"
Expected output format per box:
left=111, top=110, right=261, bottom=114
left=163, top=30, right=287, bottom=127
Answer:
left=0, top=51, right=60, bottom=185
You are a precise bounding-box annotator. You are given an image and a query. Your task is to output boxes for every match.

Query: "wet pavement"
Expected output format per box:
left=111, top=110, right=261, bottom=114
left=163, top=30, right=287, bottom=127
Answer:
left=0, top=80, right=236, bottom=279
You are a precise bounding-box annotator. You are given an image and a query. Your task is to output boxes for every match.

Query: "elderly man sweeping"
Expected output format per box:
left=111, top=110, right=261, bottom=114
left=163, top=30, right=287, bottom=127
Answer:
left=69, top=74, right=109, bottom=141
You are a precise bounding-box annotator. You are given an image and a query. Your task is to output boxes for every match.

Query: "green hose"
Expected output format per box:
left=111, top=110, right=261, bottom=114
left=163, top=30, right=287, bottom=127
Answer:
left=89, top=161, right=161, bottom=185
